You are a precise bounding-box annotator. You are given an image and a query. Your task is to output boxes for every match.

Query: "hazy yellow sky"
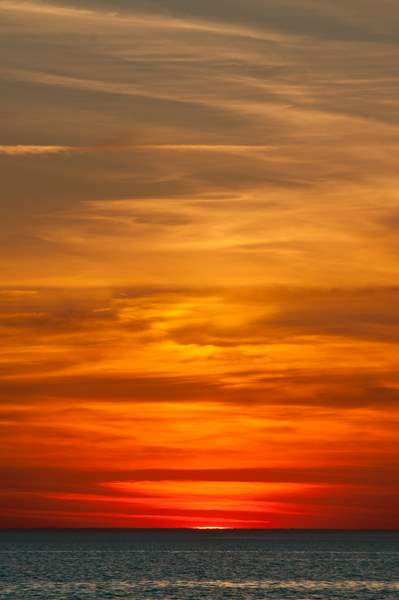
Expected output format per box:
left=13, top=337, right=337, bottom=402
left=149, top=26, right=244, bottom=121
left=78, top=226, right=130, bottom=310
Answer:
left=1, top=0, right=399, bottom=528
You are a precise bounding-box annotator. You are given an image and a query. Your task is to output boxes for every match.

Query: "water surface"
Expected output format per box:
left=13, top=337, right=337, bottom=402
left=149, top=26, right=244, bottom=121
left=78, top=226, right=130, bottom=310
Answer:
left=1, top=529, right=398, bottom=599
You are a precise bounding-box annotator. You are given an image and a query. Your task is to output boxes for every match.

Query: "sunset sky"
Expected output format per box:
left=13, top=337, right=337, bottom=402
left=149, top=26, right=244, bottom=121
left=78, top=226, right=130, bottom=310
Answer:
left=1, top=0, right=399, bottom=529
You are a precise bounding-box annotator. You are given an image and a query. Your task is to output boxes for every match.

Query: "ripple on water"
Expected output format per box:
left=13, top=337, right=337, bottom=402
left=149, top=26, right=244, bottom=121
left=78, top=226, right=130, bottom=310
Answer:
left=0, top=531, right=398, bottom=599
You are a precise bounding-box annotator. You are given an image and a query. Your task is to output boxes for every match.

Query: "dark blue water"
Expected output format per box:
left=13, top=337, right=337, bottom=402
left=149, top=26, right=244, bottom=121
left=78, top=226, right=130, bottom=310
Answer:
left=0, top=530, right=398, bottom=599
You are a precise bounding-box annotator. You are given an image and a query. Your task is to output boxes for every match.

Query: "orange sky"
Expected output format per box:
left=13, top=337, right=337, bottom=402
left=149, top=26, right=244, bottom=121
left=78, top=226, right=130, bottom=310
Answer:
left=1, top=0, right=399, bottom=529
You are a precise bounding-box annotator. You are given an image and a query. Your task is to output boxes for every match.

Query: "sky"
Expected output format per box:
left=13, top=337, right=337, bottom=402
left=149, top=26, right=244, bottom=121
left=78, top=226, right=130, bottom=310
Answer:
left=1, top=0, right=399, bottom=529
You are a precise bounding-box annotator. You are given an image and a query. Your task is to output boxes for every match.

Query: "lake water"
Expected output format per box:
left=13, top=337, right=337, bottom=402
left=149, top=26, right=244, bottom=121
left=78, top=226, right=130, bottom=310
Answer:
left=0, top=530, right=398, bottom=599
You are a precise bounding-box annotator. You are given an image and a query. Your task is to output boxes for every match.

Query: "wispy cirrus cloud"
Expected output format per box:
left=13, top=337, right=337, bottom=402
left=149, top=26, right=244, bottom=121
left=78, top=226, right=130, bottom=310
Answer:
left=0, top=145, right=73, bottom=155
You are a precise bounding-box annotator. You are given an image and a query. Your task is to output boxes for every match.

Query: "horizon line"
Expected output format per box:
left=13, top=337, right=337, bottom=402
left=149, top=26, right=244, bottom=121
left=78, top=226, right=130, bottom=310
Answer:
left=2, top=527, right=399, bottom=532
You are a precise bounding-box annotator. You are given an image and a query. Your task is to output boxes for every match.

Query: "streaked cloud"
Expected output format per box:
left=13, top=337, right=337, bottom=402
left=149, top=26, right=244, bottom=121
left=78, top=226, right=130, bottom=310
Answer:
left=0, top=145, right=72, bottom=155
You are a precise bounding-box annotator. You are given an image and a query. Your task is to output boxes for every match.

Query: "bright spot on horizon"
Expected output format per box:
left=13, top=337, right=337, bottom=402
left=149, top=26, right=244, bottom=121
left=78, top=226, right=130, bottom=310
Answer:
left=193, top=526, right=231, bottom=530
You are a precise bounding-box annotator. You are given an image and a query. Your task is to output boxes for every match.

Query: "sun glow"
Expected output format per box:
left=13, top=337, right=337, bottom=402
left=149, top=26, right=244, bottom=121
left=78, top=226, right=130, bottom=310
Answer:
left=193, top=526, right=231, bottom=530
